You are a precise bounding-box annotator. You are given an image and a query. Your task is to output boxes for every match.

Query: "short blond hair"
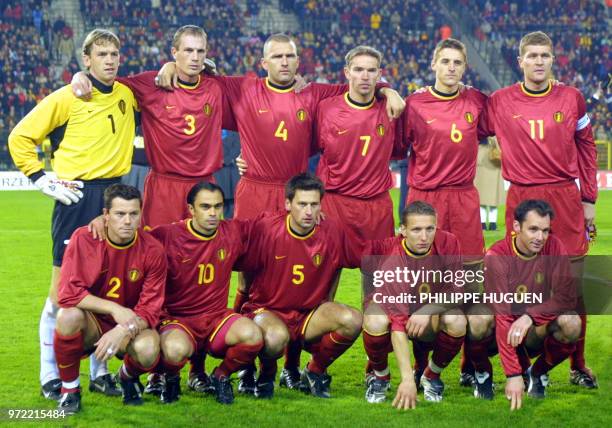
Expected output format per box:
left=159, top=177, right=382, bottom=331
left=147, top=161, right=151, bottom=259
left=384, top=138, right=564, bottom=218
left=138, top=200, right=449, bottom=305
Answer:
left=345, top=45, right=383, bottom=68
left=82, top=29, right=120, bottom=56
left=263, top=33, right=298, bottom=57
left=432, top=38, right=467, bottom=63
left=172, top=25, right=207, bottom=50
left=519, top=31, right=553, bottom=57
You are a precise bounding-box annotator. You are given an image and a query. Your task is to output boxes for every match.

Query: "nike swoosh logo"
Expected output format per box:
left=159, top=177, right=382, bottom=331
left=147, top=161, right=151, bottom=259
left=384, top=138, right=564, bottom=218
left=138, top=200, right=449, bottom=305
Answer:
left=87, top=110, right=94, bottom=114
left=426, top=119, right=436, bottom=124
left=43, top=342, right=53, bottom=346
left=258, top=109, right=269, bottom=114
left=181, top=258, right=192, bottom=263
left=59, top=363, right=74, bottom=369
left=165, top=105, right=175, bottom=110
left=512, top=114, right=522, bottom=119
left=337, top=129, right=349, bottom=135
left=275, top=255, right=287, bottom=260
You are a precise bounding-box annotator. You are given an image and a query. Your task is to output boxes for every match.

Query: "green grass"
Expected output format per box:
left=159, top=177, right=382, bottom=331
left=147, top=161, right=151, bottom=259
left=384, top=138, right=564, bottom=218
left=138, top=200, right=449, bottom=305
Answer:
left=0, top=190, right=610, bottom=427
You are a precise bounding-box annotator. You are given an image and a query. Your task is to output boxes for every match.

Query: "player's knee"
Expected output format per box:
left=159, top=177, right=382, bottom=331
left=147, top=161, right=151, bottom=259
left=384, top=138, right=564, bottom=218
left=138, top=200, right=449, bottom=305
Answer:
left=557, top=313, right=581, bottom=342
left=263, top=326, right=289, bottom=356
left=235, top=319, right=263, bottom=345
left=161, top=336, right=192, bottom=363
left=467, top=314, right=494, bottom=340
left=337, top=306, right=363, bottom=337
left=56, top=308, right=86, bottom=335
left=441, top=310, right=467, bottom=337
left=132, top=331, right=160, bottom=366
left=363, top=313, right=390, bottom=335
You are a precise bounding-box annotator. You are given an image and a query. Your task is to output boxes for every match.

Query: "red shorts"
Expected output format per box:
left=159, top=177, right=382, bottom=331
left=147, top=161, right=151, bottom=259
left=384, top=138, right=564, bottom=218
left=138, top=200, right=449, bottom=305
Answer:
left=234, top=177, right=286, bottom=220
left=88, top=312, right=116, bottom=336
left=323, top=191, right=395, bottom=243
left=505, top=181, right=587, bottom=258
left=142, top=171, right=214, bottom=229
left=159, top=309, right=241, bottom=358
left=243, top=307, right=317, bottom=343
left=407, top=185, right=485, bottom=263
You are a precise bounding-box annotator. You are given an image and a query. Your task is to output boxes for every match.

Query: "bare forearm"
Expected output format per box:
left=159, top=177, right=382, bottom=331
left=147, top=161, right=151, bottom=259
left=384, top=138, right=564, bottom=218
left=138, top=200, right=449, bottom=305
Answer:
left=391, top=331, right=414, bottom=382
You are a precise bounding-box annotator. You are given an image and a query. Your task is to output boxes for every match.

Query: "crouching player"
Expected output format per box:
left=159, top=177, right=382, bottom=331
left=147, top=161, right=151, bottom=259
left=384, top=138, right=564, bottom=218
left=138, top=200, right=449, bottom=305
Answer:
left=485, top=199, right=580, bottom=410
left=362, top=201, right=467, bottom=406
left=150, top=182, right=263, bottom=405
left=237, top=174, right=362, bottom=399
left=54, top=184, right=167, bottom=414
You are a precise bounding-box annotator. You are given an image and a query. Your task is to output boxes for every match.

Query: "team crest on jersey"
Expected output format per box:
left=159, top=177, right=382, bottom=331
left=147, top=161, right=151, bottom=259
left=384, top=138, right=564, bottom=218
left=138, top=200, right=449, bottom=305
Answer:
left=296, top=109, right=307, bottom=121
left=418, top=283, right=431, bottom=294
left=204, top=103, right=213, bottom=116
left=128, top=269, right=141, bottom=282
left=553, top=111, right=564, bottom=123
left=118, top=99, right=126, bottom=115
left=515, top=284, right=528, bottom=295
left=312, top=253, right=322, bottom=266
left=534, top=272, right=544, bottom=284
left=161, top=319, right=178, bottom=326
left=464, top=112, right=474, bottom=123
left=376, top=124, right=385, bottom=137
left=218, top=248, right=226, bottom=261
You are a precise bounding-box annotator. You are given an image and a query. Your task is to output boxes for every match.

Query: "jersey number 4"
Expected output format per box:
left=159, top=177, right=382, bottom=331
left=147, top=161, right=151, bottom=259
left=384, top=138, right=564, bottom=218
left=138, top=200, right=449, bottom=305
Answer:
left=275, top=121, right=288, bottom=142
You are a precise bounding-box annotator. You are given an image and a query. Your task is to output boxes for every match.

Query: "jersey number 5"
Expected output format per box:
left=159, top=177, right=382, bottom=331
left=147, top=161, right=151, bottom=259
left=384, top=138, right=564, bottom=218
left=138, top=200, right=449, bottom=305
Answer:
left=292, top=264, right=304, bottom=285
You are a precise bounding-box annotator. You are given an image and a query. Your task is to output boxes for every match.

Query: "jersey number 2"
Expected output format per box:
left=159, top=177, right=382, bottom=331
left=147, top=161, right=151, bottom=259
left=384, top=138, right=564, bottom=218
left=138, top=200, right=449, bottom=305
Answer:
left=106, top=277, right=121, bottom=299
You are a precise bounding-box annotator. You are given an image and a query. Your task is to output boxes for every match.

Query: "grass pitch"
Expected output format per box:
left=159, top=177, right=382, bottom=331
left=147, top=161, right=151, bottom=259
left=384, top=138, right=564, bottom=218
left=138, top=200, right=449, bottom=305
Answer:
left=0, top=190, right=610, bottom=427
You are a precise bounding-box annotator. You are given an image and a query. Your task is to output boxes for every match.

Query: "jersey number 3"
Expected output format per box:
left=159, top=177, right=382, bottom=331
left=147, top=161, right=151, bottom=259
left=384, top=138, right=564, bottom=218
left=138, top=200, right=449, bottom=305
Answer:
left=183, top=114, right=196, bottom=135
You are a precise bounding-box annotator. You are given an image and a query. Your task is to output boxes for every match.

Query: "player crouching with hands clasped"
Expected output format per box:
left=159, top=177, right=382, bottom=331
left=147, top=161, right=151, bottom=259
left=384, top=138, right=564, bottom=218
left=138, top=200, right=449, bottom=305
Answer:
left=54, top=184, right=167, bottom=414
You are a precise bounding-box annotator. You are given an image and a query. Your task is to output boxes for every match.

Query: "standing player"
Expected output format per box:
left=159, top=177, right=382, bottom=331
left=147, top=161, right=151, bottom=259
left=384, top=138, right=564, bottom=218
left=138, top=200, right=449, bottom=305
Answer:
left=362, top=201, right=467, bottom=405
left=54, top=184, right=167, bottom=414
left=8, top=29, right=136, bottom=400
left=485, top=31, right=598, bottom=388
left=401, top=37, right=489, bottom=390
left=71, top=25, right=233, bottom=229
left=237, top=174, right=363, bottom=399
left=485, top=200, right=580, bottom=410
left=315, top=45, right=402, bottom=250
left=150, top=182, right=263, bottom=405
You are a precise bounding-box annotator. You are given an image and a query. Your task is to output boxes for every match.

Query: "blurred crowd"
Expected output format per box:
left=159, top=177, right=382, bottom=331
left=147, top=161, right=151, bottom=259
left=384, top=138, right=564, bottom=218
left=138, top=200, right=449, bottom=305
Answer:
left=1, top=0, right=609, bottom=170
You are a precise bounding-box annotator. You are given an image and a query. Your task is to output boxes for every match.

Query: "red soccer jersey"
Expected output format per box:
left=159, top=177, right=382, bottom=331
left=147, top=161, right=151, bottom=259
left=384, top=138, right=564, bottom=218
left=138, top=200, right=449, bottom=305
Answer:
left=315, top=93, right=402, bottom=198
left=120, top=72, right=232, bottom=178
left=485, top=82, right=598, bottom=202
left=150, top=219, right=251, bottom=317
left=58, top=227, right=167, bottom=328
left=404, top=86, right=488, bottom=189
left=237, top=212, right=353, bottom=312
left=485, top=234, right=576, bottom=376
left=214, top=77, right=349, bottom=182
left=364, top=231, right=462, bottom=331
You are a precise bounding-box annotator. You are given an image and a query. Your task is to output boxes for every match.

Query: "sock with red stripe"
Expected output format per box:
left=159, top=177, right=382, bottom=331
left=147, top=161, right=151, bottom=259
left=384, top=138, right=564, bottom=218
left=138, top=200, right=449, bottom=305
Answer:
left=570, top=310, right=587, bottom=371
left=424, top=331, right=464, bottom=379
left=54, top=330, right=84, bottom=392
left=363, top=331, right=391, bottom=373
left=215, top=342, right=262, bottom=378
left=308, top=331, right=356, bottom=375
left=532, top=335, right=576, bottom=376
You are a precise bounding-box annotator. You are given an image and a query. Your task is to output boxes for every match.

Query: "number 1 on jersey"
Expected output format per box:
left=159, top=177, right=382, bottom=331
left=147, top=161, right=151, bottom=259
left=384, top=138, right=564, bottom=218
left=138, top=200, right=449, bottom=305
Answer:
left=360, top=135, right=371, bottom=156
left=275, top=121, right=288, bottom=142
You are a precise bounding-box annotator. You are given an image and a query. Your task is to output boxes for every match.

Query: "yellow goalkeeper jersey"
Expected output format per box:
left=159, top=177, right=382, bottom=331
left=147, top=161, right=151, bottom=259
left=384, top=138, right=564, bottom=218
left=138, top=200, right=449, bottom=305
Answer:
left=8, top=77, right=138, bottom=181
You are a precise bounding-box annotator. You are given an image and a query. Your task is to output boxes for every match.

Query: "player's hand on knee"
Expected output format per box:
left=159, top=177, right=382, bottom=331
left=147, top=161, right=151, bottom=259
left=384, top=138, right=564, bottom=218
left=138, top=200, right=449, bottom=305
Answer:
left=392, top=380, right=417, bottom=410
left=406, top=314, right=429, bottom=338
left=87, top=215, right=106, bottom=241
left=70, top=71, right=93, bottom=100
left=34, top=174, right=84, bottom=205
left=94, top=325, right=129, bottom=362
left=505, top=376, right=524, bottom=411
left=155, top=62, right=178, bottom=89
left=507, top=315, right=532, bottom=347
left=235, top=153, right=247, bottom=176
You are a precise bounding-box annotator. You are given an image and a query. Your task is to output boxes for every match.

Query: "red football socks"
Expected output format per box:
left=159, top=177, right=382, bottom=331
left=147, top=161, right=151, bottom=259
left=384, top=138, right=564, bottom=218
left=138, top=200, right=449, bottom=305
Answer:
left=54, top=330, right=84, bottom=387
left=532, top=335, right=576, bottom=376
left=363, top=330, right=391, bottom=373
left=308, top=331, right=355, bottom=375
left=465, top=334, right=494, bottom=374
left=216, top=342, right=262, bottom=377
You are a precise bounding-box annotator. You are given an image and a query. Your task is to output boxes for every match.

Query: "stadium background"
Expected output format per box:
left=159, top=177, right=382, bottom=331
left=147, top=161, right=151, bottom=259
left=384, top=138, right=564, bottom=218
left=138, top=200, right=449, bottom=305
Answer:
left=0, top=0, right=610, bottom=426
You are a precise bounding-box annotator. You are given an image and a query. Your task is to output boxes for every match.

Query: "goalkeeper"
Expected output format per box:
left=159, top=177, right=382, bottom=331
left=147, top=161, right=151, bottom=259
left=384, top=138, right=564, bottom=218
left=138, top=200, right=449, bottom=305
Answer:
left=8, top=29, right=138, bottom=401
